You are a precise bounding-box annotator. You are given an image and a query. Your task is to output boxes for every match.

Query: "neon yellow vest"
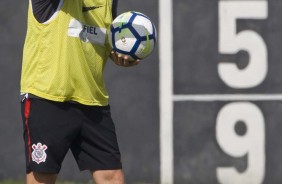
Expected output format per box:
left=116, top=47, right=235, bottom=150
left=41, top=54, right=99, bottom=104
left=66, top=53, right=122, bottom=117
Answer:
left=21, top=0, right=113, bottom=106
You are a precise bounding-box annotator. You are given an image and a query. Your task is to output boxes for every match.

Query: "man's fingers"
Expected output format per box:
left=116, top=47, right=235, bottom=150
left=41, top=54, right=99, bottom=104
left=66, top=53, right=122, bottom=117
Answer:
left=123, top=56, right=130, bottom=67
left=111, top=51, right=116, bottom=60
left=129, top=60, right=140, bottom=66
left=111, top=51, right=120, bottom=65
left=133, top=60, right=140, bottom=66
left=117, top=54, right=123, bottom=65
left=111, top=51, right=141, bottom=67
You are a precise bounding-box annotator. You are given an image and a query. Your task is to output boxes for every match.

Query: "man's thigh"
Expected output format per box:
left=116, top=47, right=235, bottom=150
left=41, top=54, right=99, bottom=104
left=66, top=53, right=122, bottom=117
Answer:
left=71, top=105, right=122, bottom=171
left=21, top=98, right=81, bottom=173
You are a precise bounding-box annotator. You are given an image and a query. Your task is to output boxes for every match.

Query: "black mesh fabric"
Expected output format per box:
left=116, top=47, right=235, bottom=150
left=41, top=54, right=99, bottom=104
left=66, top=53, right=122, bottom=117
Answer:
left=31, top=0, right=60, bottom=23
left=31, top=0, right=118, bottom=23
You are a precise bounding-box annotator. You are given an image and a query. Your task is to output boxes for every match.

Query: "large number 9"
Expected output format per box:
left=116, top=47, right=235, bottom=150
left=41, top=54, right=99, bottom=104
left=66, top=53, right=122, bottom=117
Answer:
left=216, top=102, right=265, bottom=184
left=218, top=1, right=268, bottom=88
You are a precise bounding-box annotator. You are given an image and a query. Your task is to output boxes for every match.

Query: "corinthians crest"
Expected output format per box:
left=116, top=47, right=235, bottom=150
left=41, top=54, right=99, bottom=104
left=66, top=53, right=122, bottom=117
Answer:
left=32, top=143, right=48, bottom=164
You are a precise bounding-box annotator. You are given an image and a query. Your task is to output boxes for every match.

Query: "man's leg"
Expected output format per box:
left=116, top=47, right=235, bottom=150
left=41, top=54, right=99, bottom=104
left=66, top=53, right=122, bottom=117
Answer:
left=71, top=105, right=124, bottom=183
left=21, top=99, right=80, bottom=184
left=26, top=172, right=57, bottom=184
left=92, top=169, right=125, bottom=184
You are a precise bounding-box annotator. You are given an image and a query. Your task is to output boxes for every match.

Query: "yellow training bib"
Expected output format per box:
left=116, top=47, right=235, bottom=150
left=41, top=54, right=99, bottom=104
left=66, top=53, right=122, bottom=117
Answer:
left=21, top=0, right=113, bottom=106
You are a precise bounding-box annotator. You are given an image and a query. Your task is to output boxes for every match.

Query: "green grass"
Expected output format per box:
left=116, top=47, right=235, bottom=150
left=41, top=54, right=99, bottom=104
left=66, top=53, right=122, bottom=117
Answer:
left=0, top=180, right=155, bottom=184
left=0, top=180, right=94, bottom=184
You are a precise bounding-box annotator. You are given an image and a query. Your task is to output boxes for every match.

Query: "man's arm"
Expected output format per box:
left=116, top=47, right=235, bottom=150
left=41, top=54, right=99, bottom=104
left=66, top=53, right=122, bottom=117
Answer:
left=31, top=0, right=61, bottom=23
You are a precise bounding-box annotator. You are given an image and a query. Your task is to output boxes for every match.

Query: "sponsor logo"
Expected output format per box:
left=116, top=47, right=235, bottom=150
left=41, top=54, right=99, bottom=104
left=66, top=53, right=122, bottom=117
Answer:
left=68, top=19, right=106, bottom=46
left=83, top=25, right=98, bottom=35
left=31, top=143, right=48, bottom=164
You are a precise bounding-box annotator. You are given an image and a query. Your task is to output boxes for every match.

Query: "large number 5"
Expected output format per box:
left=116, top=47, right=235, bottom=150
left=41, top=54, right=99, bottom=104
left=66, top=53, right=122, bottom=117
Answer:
left=218, top=1, right=268, bottom=88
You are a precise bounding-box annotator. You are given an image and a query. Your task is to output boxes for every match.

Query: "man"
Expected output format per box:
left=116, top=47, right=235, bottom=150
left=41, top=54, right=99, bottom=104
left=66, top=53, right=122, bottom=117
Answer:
left=21, top=0, right=139, bottom=183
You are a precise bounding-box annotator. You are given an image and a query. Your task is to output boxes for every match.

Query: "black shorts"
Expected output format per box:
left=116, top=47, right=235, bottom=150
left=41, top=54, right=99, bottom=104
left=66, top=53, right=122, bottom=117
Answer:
left=21, top=98, right=122, bottom=174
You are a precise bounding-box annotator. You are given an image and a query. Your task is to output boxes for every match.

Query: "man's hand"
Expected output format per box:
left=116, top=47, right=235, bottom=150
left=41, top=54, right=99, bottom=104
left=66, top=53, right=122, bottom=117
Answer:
left=110, top=51, right=140, bottom=67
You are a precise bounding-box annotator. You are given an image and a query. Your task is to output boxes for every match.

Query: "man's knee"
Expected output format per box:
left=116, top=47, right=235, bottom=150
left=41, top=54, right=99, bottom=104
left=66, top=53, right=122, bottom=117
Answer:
left=27, top=172, right=57, bottom=184
left=92, top=169, right=125, bottom=184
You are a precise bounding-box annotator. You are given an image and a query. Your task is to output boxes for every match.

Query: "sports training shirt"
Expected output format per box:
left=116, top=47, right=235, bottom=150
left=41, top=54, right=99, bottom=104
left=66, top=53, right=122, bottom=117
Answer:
left=21, top=0, right=117, bottom=106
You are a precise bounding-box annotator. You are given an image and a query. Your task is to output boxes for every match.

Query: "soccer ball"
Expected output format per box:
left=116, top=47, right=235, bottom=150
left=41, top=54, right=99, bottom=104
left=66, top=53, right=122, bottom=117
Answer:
left=108, top=11, right=157, bottom=61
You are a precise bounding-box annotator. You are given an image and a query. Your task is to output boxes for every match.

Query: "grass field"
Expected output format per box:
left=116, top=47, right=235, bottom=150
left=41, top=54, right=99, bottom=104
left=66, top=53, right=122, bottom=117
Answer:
left=0, top=180, right=153, bottom=184
left=0, top=181, right=94, bottom=184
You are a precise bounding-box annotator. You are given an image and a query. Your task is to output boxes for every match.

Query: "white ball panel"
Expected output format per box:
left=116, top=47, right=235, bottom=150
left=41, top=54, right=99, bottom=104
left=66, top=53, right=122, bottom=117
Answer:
left=111, top=12, right=133, bottom=29
left=113, top=28, right=137, bottom=52
left=135, top=39, right=155, bottom=59
left=132, top=15, right=154, bottom=37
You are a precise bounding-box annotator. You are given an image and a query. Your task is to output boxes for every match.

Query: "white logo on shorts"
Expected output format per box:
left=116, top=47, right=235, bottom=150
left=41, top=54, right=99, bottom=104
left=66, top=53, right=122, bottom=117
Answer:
left=32, top=143, right=48, bottom=164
